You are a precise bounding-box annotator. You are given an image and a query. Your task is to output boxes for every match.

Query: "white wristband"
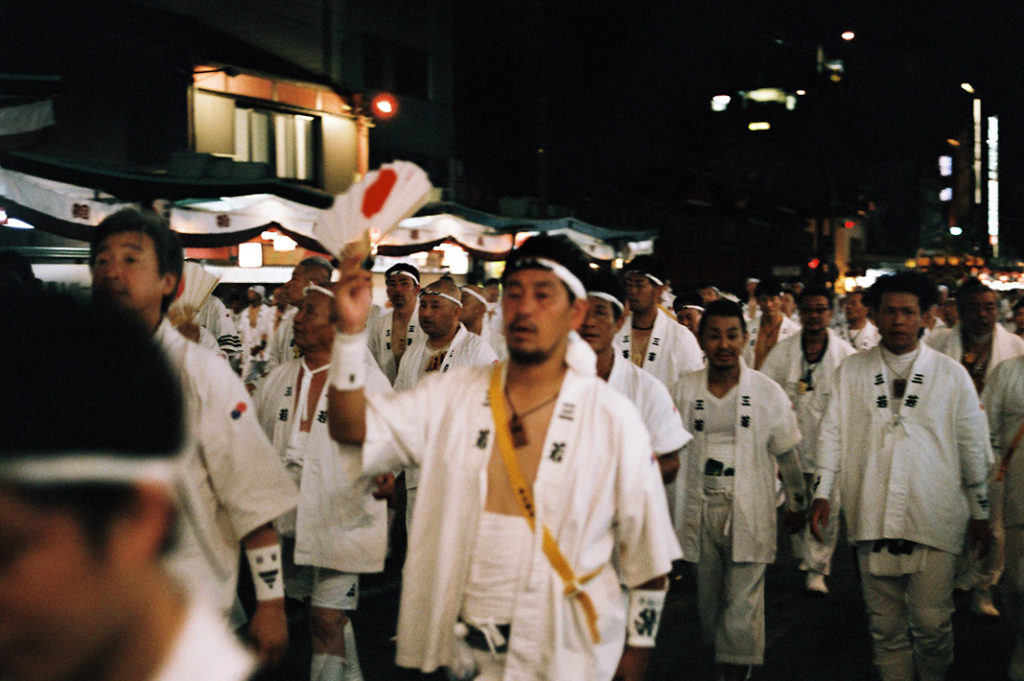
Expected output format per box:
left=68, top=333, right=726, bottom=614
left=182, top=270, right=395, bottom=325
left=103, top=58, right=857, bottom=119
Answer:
left=246, top=544, right=285, bottom=601
left=626, top=588, right=666, bottom=647
left=329, top=330, right=368, bottom=392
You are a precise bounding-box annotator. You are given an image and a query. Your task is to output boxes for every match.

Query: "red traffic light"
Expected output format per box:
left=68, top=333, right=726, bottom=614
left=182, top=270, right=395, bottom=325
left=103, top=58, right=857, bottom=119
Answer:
left=808, top=258, right=821, bottom=269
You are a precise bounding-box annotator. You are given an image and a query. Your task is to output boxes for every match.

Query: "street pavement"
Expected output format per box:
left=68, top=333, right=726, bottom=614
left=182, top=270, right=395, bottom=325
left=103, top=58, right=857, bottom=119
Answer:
left=266, top=517, right=1016, bottom=681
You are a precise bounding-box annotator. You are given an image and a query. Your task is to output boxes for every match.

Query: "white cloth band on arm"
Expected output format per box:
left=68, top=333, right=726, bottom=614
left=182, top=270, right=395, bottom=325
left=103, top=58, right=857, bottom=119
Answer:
left=626, top=588, right=666, bottom=647
left=246, top=544, right=285, bottom=601
left=813, top=468, right=836, bottom=502
left=328, top=330, right=368, bottom=392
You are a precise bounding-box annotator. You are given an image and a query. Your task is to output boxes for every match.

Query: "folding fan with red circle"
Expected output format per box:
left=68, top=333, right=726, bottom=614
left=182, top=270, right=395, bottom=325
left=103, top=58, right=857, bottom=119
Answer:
left=314, top=160, right=432, bottom=261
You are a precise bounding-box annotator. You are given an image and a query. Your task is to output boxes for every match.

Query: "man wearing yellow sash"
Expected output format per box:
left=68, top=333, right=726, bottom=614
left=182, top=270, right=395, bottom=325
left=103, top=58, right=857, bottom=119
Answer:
left=327, top=235, right=679, bottom=680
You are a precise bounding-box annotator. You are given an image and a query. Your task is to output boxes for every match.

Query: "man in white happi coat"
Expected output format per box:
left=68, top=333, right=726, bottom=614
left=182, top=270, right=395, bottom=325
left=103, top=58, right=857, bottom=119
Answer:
left=394, top=278, right=498, bottom=529
left=327, top=234, right=679, bottom=681
left=927, top=278, right=1024, bottom=617
left=810, top=271, right=993, bottom=681
left=0, top=290, right=258, bottom=681
left=671, top=299, right=807, bottom=681
left=760, top=284, right=855, bottom=595
left=255, top=285, right=390, bottom=681
left=744, top=279, right=801, bottom=370
left=462, top=283, right=507, bottom=360
left=239, top=285, right=277, bottom=384
left=617, top=255, right=703, bottom=390
left=838, top=289, right=881, bottom=351
left=90, top=208, right=299, bottom=669
left=581, top=268, right=689, bottom=493
left=927, top=278, right=1024, bottom=396
left=672, top=289, right=705, bottom=338
left=366, top=263, right=421, bottom=384
left=196, top=292, right=243, bottom=363
left=266, top=257, right=334, bottom=377
left=982, top=355, right=1024, bottom=681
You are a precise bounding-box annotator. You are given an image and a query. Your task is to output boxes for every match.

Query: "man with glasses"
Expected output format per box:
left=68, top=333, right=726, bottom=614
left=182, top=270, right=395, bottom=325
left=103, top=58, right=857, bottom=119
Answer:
left=761, top=285, right=855, bottom=595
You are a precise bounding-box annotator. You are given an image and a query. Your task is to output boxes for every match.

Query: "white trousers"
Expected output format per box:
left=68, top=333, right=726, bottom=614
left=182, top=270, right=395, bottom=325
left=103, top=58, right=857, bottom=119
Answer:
left=1002, top=524, right=1024, bottom=681
left=696, top=491, right=766, bottom=666
left=857, top=546, right=957, bottom=681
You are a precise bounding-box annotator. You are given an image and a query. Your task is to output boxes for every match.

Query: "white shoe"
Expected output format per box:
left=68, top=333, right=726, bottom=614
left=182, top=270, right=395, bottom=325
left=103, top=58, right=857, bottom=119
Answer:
left=971, top=588, right=1000, bottom=617
left=805, top=571, right=829, bottom=595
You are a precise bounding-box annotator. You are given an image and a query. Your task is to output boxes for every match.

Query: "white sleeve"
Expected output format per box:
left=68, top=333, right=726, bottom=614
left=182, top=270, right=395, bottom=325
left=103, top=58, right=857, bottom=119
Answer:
left=612, top=401, right=682, bottom=587
left=639, top=377, right=691, bottom=455
left=196, top=356, right=297, bottom=539
left=954, top=367, right=994, bottom=518
left=361, top=371, right=445, bottom=476
left=813, top=365, right=844, bottom=500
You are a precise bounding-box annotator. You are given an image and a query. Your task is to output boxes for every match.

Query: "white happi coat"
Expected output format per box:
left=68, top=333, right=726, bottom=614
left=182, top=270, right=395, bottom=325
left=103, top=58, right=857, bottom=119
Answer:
left=672, top=361, right=801, bottom=563
left=195, top=295, right=241, bottom=359
left=759, top=329, right=855, bottom=470
left=347, top=365, right=680, bottom=680
left=155, top=320, right=298, bottom=614
left=742, top=314, right=801, bottom=367
left=394, top=323, right=498, bottom=391
left=367, top=308, right=421, bottom=384
left=839, top=320, right=881, bottom=351
left=616, top=309, right=703, bottom=389
left=815, top=344, right=993, bottom=553
left=266, top=307, right=298, bottom=374
left=607, top=353, right=690, bottom=456
left=254, top=355, right=391, bottom=573
left=983, top=357, right=1024, bottom=528
left=151, top=602, right=255, bottom=681
left=927, top=323, right=1024, bottom=383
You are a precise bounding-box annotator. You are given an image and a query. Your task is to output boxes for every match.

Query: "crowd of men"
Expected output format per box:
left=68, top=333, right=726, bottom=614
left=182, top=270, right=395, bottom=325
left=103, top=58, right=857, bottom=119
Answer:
left=3, top=206, right=1024, bottom=681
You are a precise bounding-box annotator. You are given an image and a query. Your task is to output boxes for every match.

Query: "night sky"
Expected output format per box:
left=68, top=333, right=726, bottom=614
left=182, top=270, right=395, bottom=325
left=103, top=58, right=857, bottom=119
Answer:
left=453, top=1, right=1024, bottom=247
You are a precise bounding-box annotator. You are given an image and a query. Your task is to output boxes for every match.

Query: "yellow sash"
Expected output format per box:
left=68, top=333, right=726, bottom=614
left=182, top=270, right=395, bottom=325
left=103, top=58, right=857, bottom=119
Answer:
left=487, top=364, right=603, bottom=643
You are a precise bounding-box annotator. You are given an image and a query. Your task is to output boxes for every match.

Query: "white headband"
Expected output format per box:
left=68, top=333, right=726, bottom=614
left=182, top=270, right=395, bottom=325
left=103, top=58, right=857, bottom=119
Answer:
left=588, top=291, right=624, bottom=312
left=461, top=286, right=488, bottom=306
left=510, top=257, right=587, bottom=300
left=625, top=270, right=665, bottom=287
left=420, top=290, right=463, bottom=308
left=677, top=304, right=704, bottom=312
left=304, top=284, right=336, bottom=299
left=0, top=453, right=178, bottom=487
left=388, top=270, right=420, bottom=286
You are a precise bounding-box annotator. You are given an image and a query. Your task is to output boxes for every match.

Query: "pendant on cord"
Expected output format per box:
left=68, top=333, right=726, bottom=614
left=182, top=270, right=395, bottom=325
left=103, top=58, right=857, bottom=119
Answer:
left=510, top=413, right=528, bottom=448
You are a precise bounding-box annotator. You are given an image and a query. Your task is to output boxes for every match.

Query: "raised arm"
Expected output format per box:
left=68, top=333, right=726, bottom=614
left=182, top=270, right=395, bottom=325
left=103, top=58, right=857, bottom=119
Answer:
left=327, top=261, right=374, bottom=445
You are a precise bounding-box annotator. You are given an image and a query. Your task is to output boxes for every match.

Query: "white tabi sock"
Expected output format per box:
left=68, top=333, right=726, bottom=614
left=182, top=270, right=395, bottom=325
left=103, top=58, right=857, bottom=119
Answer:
left=342, top=622, right=364, bottom=681
left=310, top=653, right=345, bottom=681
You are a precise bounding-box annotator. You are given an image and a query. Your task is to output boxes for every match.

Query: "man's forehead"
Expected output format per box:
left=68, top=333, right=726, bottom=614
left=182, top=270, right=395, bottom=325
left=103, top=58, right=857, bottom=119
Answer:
left=879, top=292, right=921, bottom=308
left=704, top=315, right=743, bottom=331
left=506, top=268, right=562, bottom=286
left=98, top=231, right=152, bottom=252
left=800, top=295, right=830, bottom=307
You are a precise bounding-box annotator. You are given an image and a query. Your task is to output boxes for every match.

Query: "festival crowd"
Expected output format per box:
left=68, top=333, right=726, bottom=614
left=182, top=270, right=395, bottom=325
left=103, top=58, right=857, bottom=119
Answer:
left=3, top=207, right=1024, bottom=681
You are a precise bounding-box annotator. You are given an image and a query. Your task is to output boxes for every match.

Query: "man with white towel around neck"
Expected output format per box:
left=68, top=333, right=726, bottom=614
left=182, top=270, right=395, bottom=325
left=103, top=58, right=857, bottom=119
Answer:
left=810, top=271, right=993, bottom=681
left=327, top=234, right=678, bottom=681
left=255, top=284, right=390, bottom=681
